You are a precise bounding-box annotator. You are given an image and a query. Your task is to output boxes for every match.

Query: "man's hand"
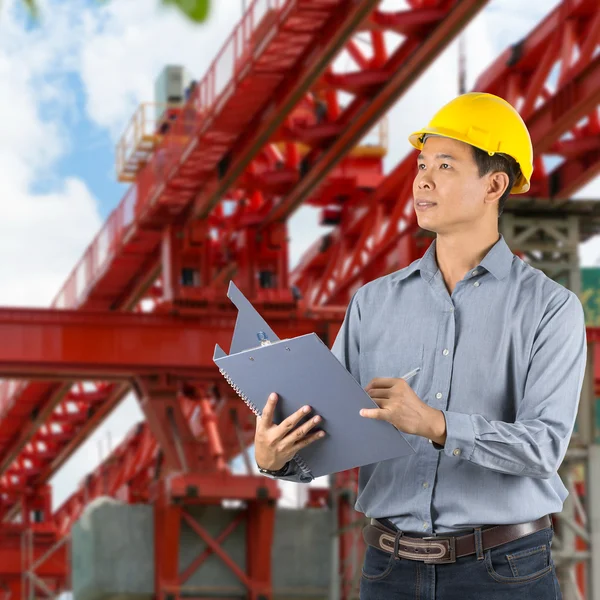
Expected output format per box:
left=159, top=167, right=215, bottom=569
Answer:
left=361, top=377, right=446, bottom=443
left=254, top=393, right=326, bottom=472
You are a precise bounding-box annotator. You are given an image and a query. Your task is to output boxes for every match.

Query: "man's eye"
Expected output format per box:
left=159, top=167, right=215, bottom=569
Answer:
left=440, top=163, right=450, bottom=169
left=417, top=164, right=425, bottom=170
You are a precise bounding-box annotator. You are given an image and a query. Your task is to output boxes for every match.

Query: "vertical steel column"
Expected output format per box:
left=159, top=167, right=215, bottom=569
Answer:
left=154, top=481, right=182, bottom=600
left=246, top=499, right=277, bottom=600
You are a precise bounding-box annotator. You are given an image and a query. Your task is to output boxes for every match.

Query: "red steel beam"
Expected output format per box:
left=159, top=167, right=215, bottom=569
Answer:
left=0, top=308, right=238, bottom=380
left=51, top=386, right=269, bottom=536
left=0, top=1, right=380, bottom=516
left=524, top=55, right=600, bottom=156
left=261, top=0, right=490, bottom=225
left=291, top=0, right=600, bottom=307
left=0, top=524, right=66, bottom=591
left=0, top=307, right=338, bottom=510
left=539, top=111, right=600, bottom=199
left=189, top=0, right=382, bottom=221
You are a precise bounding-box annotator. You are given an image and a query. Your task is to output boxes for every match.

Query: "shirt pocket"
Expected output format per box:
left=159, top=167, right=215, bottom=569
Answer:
left=359, top=342, right=425, bottom=393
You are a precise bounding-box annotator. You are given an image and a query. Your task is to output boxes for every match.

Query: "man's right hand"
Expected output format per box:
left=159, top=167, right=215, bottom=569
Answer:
left=254, top=392, right=326, bottom=472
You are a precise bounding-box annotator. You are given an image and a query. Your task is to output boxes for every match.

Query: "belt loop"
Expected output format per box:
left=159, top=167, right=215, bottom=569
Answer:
left=392, top=530, right=404, bottom=561
left=474, top=527, right=484, bottom=561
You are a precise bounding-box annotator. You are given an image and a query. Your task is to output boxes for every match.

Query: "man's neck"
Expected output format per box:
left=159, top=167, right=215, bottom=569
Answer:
left=435, top=229, right=500, bottom=292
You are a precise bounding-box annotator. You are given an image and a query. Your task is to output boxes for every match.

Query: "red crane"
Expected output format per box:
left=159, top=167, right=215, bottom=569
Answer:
left=0, top=0, right=597, bottom=597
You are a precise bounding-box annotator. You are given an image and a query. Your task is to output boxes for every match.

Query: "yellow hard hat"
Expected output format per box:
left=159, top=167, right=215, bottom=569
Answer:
left=408, top=92, right=533, bottom=194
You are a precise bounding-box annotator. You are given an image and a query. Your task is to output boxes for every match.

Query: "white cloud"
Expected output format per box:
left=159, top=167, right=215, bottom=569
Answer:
left=0, top=2, right=102, bottom=309
left=78, top=0, right=246, bottom=139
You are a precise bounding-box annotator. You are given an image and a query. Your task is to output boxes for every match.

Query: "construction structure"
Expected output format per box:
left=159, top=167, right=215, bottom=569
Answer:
left=0, top=0, right=598, bottom=598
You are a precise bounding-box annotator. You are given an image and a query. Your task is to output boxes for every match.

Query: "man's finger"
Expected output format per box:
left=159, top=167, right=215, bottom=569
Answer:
left=258, top=393, right=278, bottom=428
left=268, top=403, right=313, bottom=444
left=367, top=389, right=390, bottom=400
left=365, top=378, right=399, bottom=391
left=292, top=429, right=326, bottom=451
left=360, top=408, right=389, bottom=420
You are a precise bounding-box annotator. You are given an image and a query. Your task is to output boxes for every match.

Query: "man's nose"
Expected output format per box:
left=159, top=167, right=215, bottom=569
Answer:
left=417, top=174, right=433, bottom=190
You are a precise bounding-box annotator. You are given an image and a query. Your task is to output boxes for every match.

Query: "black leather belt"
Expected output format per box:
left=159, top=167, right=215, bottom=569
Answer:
left=363, top=515, right=552, bottom=564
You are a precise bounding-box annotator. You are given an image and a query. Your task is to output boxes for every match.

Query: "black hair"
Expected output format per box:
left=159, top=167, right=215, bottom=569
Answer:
left=470, top=146, right=521, bottom=217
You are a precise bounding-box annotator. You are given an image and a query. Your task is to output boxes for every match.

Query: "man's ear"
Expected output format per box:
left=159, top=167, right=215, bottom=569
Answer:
left=484, top=171, right=509, bottom=204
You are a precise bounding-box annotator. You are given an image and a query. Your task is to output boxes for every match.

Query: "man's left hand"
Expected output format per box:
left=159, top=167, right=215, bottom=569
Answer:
left=361, top=377, right=445, bottom=442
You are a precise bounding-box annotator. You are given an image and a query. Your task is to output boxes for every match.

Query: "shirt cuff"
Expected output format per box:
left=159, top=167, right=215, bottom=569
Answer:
left=439, top=411, right=476, bottom=460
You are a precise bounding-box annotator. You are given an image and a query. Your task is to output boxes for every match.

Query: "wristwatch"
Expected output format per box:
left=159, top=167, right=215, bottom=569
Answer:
left=257, top=462, right=290, bottom=478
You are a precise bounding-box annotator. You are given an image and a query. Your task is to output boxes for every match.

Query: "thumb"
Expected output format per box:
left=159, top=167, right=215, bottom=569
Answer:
left=360, top=408, right=387, bottom=420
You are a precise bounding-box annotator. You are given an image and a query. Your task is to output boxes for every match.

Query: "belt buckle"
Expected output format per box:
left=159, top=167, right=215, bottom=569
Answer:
left=421, top=535, right=456, bottom=564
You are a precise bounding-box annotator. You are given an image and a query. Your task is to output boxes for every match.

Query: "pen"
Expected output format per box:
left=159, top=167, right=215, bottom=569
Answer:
left=400, top=367, right=420, bottom=381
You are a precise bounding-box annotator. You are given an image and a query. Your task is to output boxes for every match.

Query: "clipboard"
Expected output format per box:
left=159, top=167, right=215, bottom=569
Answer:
left=214, top=281, right=416, bottom=479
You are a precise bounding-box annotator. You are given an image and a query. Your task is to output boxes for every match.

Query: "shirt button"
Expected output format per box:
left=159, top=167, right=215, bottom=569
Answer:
left=472, top=270, right=478, bottom=276
left=436, top=392, right=443, bottom=399
left=423, top=522, right=428, bottom=530
left=473, top=281, right=480, bottom=287
left=453, top=448, right=461, bottom=456
left=428, top=439, right=433, bottom=444
left=423, top=482, right=429, bottom=489
left=443, top=349, right=449, bottom=356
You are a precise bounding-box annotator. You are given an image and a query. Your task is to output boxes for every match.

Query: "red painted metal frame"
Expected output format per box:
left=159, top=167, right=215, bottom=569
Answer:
left=0, top=0, right=490, bottom=525
left=290, top=0, right=600, bottom=307
left=0, top=309, right=235, bottom=380
left=0, top=312, right=334, bottom=520
left=262, top=0, right=490, bottom=225
left=153, top=477, right=278, bottom=600
left=202, top=0, right=490, bottom=299
left=0, top=523, right=66, bottom=598
left=0, top=0, right=380, bottom=519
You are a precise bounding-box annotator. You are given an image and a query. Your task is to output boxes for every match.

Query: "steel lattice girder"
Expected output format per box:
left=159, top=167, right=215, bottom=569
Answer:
left=261, top=0, right=490, bottom=225
left=0, top=0, right=378, bottom=523
left=0, top=0, right=493, bottom=526
left=291, top=0, right=600, bottom=307
left=0, top=308, right=336, bottom=511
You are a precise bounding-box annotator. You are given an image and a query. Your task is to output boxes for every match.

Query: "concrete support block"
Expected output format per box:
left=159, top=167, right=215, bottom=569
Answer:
left=72, top=499, right=332, bottom=600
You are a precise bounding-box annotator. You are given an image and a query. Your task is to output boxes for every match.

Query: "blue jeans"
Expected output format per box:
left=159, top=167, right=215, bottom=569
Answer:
left=360, top=526, right=562, bottom=599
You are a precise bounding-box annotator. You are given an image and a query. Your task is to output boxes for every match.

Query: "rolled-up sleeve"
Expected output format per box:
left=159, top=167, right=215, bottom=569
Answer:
left=437, top=291, right=587, bottom=479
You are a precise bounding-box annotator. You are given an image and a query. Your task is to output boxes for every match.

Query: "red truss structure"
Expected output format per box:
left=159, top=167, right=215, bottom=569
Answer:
left=0, top=0, right=597, bottom=598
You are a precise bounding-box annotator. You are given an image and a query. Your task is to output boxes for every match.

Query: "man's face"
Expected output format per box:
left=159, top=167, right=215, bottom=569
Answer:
left=412, top=136, right=492, bottom=234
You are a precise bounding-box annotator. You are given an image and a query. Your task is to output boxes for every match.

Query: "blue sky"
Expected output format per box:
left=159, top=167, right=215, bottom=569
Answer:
left=54, top=88, right=125, bottom=220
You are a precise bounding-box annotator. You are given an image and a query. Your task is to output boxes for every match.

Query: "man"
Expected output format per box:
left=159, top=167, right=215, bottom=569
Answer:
left=253, top=93, right=586, bottom=599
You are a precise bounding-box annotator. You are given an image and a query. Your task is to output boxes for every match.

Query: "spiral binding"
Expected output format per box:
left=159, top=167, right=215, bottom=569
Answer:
left=219, top=366, right=314, bottom=479
left=219, top=367, right=260, bottom=415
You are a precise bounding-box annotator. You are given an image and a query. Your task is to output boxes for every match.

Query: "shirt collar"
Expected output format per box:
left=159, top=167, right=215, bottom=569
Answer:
left=395, top=234, right=514, bottom=282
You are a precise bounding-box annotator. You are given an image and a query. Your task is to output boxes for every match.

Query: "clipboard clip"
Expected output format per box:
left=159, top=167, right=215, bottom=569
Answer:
left=257, top=331, right=272, bottom=346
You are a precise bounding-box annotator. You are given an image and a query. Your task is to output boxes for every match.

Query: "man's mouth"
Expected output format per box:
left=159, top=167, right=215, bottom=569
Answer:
left=415, top=201, right=437, bottom=210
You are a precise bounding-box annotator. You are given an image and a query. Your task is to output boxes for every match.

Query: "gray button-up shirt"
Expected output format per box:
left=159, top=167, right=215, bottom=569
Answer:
left=276, top=234, right=587, bottom=534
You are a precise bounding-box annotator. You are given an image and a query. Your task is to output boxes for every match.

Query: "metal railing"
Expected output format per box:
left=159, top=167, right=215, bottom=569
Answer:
left=0, top=0, right=296, bottom=421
